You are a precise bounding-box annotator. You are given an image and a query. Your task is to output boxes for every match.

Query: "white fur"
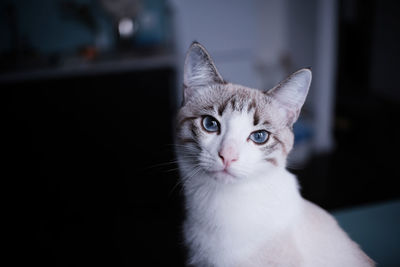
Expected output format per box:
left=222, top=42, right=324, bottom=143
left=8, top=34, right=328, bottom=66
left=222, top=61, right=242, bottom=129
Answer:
left=179, top=42, right=373, bottom=267
left=182, top=167, right=301, bottom=266
left=179, top=112, right=374, bottom=267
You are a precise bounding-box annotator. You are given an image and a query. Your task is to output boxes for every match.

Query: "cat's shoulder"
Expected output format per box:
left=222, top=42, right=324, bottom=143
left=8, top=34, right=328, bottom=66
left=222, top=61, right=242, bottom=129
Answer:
left=302, top=200, right=338, bottom=226
left=297, top=200, right=375, bottom=266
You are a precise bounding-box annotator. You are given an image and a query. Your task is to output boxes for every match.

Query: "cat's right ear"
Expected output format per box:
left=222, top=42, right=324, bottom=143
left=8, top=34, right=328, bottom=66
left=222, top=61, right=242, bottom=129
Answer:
left=183, top=42, right=225, bottom=103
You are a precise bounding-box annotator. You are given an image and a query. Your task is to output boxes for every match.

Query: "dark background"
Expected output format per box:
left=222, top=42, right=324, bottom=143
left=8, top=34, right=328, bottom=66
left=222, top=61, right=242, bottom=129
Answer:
left=4, top=70, right=182, bottom=266
left=2, top=0, right=399, bottom=266
left=296, top=0, right=400, bottom=210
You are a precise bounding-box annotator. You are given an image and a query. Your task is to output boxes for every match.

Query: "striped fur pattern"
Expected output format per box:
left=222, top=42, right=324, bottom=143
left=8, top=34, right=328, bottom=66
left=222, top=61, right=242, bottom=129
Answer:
left=176, top=42, right=374, bottom=267
left=177, top=83, right=293, bottom=169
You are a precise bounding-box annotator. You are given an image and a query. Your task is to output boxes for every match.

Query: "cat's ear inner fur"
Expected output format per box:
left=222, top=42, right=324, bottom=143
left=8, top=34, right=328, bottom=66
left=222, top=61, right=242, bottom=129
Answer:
left=266, top=68, right=312, bottom=126
left=183, top=42, right=225, bottom=103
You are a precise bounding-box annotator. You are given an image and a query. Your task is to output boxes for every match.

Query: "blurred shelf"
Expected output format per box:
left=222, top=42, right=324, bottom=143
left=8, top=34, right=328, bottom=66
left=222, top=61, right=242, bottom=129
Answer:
left=0, top=53, right=177, bottom=83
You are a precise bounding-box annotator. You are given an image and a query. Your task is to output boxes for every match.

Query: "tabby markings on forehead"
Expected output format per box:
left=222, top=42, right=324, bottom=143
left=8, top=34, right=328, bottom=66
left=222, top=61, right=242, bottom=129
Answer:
left=218, top=95, right=235, bottom=116
left=247, top=99, right=257, bottom=112
left=217, top=94, right=260, bottom=117
left=253, top=109, right=260, bottom=126
left=230, top=98, right=236, bottom=110
left=237, top=98, right=246, bottom=111
left=204, top=105, right=215, bottom=112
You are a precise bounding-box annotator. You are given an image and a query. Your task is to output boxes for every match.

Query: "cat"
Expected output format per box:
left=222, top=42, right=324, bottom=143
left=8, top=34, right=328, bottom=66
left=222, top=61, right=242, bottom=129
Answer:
left=175, top=42, right=375, bottom=267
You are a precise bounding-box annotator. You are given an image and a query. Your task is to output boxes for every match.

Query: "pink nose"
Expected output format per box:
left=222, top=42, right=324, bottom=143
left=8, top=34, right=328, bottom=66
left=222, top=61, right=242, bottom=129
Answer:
left=218, top=145, right=239, bottom=167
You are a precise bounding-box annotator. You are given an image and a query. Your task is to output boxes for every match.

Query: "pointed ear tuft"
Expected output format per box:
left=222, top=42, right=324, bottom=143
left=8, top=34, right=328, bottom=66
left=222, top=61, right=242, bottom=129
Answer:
left=183, top=42, right=225, bottom=102
left=266, top=68, right=312, bottom=125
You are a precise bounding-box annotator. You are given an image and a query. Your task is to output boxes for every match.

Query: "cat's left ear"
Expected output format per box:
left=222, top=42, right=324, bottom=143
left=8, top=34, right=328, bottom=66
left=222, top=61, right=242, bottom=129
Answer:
left=183, top=42, right=225, bottom=103
left=266, top=68, right=312, bottom=126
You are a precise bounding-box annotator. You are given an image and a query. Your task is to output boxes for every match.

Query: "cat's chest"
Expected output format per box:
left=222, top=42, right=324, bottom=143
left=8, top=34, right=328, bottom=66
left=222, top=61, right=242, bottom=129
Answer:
left=183, top=171, right=302, bottom=265
left=186, top=182, right=296, bottom=260
left=185, top=202, right=292, bottom=267
left=188, top=178, right=296, bottom=232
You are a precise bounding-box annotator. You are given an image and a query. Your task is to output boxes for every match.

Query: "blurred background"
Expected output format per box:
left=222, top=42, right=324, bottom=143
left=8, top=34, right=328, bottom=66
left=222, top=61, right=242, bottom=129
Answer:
left=2, top=0, right=399, bottom=266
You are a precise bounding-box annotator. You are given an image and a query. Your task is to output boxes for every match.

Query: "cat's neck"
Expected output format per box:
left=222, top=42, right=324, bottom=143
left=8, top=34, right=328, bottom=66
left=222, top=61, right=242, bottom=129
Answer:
left=183, top=168, right=303, bottom=265
left=183, top=168, right=303, bottom=233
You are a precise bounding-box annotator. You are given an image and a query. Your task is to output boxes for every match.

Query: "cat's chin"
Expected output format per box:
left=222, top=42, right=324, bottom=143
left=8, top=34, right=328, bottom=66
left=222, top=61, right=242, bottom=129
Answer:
left=207, top=169, right=238, bottom=184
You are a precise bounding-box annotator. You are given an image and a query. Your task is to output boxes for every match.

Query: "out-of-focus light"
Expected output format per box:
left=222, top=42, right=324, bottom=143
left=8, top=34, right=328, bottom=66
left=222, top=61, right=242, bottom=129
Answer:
left=118, top=17, right=136, bottom=38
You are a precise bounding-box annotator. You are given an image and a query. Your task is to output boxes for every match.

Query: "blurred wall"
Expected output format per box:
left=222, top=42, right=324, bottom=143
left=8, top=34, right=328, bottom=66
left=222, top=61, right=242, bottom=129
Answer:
left=170, top=0, right=336, bottom=157
left=170, top=0, right=262, bottom=91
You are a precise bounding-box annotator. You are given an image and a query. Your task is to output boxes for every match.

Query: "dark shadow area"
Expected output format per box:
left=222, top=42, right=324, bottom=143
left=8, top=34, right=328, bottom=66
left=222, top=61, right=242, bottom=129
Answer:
left=294, top=0, right=400, bottom=211
left=3, top=69, right=186, bottom=266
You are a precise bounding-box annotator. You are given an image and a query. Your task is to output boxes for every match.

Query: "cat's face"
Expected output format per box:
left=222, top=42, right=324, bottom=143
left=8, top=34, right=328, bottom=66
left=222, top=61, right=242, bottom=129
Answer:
left=176, top=42, right=311, bottom=184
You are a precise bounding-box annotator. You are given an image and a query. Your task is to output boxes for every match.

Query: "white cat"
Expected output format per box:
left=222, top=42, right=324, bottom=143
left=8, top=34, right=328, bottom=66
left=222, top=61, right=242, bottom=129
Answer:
left=176, top=42, right=374, bottom=267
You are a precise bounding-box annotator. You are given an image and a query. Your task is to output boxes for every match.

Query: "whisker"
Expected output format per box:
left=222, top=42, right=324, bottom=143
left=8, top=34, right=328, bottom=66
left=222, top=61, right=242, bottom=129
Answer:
left=145, top=160, right=180, bottom=170
left=169, top=166, right=203, bottom=197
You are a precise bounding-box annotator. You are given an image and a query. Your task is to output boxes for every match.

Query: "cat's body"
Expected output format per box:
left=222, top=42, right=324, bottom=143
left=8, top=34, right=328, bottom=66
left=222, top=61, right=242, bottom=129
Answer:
left=176, top=42, right=374, bottom=267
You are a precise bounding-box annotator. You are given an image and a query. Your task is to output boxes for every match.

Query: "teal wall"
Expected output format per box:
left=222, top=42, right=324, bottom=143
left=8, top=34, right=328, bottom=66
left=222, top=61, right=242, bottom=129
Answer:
left=0, top=0, right=113, bottom=55
left=0, top=0, right=171, bottom=56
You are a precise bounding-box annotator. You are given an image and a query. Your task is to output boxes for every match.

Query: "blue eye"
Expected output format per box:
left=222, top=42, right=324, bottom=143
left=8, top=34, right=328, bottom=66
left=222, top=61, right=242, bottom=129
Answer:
left=202, top=116, right=220, bottom=133
left=249, top=130, right=269, bottom=144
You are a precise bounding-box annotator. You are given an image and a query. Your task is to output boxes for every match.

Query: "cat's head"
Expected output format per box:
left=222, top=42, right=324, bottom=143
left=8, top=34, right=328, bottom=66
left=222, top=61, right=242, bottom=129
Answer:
left=176, top=42, right=311, bottom=184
